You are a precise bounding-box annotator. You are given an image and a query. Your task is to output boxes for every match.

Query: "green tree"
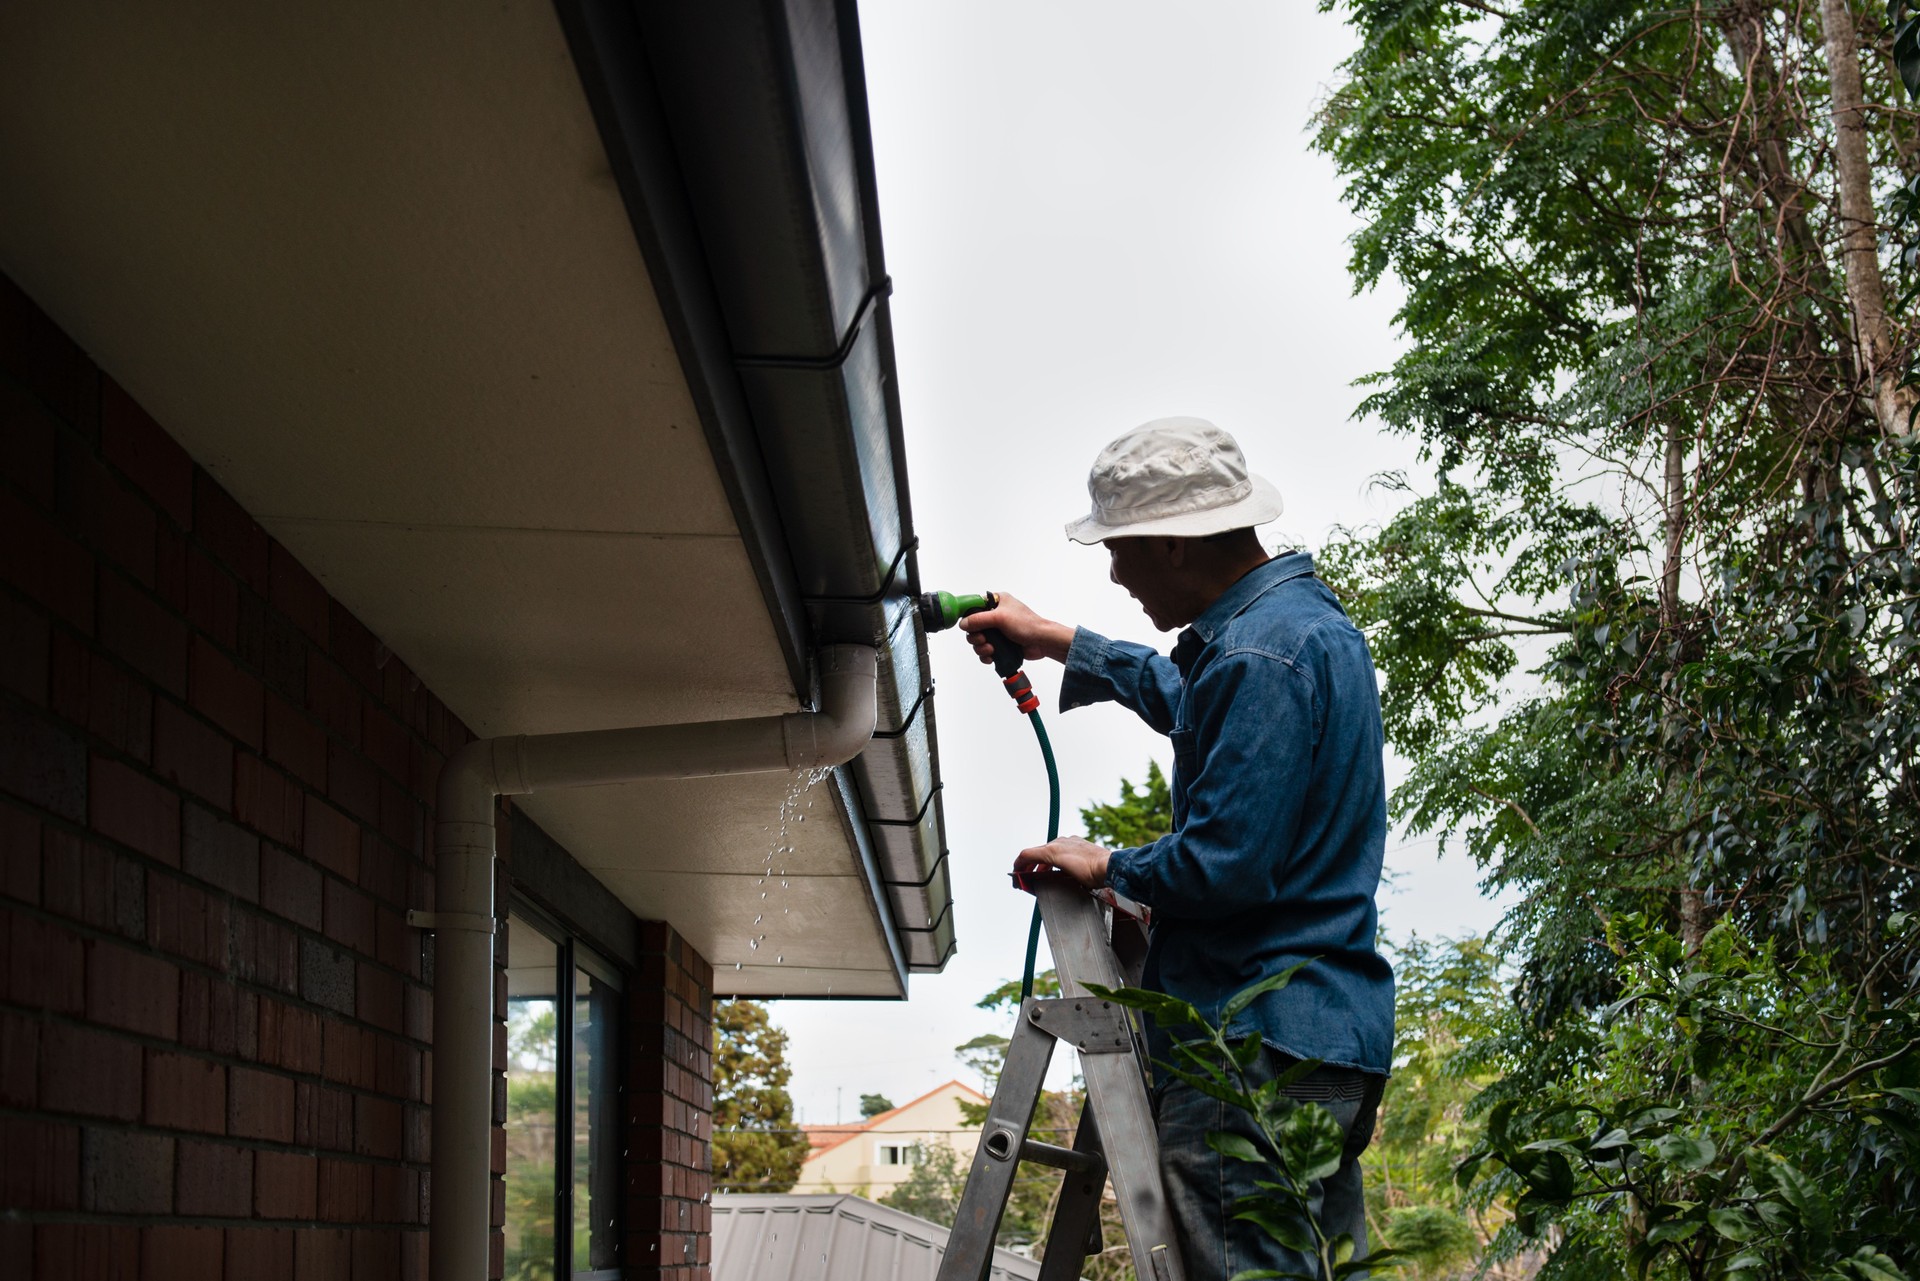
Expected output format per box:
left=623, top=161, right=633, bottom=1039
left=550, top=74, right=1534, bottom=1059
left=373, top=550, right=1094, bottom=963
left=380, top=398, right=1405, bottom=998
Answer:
left=858, top=1092, right=894, bottom=1119
left=1313, top=0, right=1920, bottom=1273
left=879, top=1139, right=968, bottom=1224
left=1080, top=760, right=1172, bottom=850
left=712, top=999, right=808, bottom=1194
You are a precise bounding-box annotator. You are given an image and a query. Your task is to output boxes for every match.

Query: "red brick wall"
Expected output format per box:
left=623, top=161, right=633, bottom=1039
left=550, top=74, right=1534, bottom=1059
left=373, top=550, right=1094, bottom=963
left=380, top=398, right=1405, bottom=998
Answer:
left=628, top=923, right=714, bottom=1280
left=0, top=273, right=717, bottom=1279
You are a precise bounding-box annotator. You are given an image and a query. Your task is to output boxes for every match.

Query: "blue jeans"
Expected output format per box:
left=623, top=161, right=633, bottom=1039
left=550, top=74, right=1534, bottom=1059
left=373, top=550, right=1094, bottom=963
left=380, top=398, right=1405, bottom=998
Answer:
left=1155, top=1048, right=1384, bottom=1281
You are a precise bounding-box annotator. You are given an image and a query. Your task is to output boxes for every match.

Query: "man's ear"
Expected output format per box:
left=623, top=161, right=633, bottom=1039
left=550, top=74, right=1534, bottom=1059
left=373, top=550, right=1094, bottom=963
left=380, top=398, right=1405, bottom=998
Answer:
left=1164, top=537, right=1188, bottom=568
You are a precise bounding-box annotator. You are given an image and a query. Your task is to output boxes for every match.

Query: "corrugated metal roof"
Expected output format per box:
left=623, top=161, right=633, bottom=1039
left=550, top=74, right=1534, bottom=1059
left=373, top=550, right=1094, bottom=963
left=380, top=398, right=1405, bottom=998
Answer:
left=712, top=1193, right=1042, bottom=1281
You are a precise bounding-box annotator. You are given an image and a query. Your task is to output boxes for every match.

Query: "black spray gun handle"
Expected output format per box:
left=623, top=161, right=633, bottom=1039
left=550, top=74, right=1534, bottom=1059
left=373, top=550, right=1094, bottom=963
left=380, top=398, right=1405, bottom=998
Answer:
left=916, top=590, right=1035, bottom=704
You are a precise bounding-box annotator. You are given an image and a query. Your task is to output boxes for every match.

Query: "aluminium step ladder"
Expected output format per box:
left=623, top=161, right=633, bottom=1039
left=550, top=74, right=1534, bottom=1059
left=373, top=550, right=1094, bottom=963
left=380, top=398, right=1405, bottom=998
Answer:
left=936, top=873, right=1188, bottom=1281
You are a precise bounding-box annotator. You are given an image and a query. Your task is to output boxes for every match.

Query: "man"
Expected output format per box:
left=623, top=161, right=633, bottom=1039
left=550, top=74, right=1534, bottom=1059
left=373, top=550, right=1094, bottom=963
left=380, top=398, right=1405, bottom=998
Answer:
left=959, top=417, right=1394, bottom=1279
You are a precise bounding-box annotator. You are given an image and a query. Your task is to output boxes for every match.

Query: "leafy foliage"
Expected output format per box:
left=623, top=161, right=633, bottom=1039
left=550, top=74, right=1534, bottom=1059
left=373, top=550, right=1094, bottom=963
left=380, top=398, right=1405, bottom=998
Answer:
left=1080, top=760, right=1173, bottom=850
left=1314, top=0, right=1920, bottom=1272
left=879, top=1139, right=968, bottom=1225
left=859, top=1092, right=895, bottom=1119
left=712, top=1000, right=808, bottom=1193
left=1092, top=971, right=1398, bottom=1281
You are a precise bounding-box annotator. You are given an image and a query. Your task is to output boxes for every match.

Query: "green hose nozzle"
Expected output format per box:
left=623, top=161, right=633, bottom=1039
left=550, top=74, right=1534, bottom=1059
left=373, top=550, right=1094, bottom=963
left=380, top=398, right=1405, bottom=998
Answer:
left=916, top=590, right=1024, bottom=678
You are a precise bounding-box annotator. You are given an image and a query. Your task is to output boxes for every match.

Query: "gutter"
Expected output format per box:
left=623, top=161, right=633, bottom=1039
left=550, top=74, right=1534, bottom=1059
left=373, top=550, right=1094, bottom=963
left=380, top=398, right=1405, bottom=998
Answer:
left=555, top=0, right=956, bottom=981
left=416, top=645, right=878, bottom=1281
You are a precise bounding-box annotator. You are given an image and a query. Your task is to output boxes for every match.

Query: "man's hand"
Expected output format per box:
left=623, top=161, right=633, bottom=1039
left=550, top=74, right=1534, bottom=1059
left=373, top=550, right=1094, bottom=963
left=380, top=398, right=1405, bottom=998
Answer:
left=958, top=593, right=1076, bottom=668
left=1014, top=836, right=1110, bottom=889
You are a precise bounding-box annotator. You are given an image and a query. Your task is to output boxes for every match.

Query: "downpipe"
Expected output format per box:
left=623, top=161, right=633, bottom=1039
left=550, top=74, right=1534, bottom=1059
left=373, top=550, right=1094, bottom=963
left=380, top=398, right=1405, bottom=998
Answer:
left=423, top=645, right=877, bottom=1281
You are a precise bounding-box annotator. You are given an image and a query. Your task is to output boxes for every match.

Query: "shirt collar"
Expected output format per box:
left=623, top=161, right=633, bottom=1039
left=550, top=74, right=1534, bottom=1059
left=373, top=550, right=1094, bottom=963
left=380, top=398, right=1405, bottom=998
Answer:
left=1172, top=551, right=1316, bottom=666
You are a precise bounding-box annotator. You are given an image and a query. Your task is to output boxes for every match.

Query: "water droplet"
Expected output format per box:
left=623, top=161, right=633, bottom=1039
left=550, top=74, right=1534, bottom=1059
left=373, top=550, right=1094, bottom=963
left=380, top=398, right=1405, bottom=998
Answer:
left=749, top=939, right=760, bottom=950
left=775, top=955, right=783, bottom=963
left=754, top=915, right=762, bottom=925
left=734, top=962, right=742, bottom=970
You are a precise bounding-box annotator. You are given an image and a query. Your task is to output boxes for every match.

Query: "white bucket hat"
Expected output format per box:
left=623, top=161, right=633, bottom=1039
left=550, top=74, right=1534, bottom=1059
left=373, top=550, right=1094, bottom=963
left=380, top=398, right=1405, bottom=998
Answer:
left=1065, top=416, right=1284, bottom=544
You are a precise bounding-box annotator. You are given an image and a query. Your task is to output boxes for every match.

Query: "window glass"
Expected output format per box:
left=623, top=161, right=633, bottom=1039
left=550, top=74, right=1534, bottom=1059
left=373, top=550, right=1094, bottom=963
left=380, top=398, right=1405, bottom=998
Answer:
left=505, top=912, right=561, bottom=1281
left=574, top=965, right=620, bottom=1271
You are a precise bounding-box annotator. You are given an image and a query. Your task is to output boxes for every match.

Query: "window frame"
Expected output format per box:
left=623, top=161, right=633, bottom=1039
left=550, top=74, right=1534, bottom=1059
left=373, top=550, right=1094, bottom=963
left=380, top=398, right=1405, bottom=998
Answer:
left=506, top=897, right=625, bottom=1281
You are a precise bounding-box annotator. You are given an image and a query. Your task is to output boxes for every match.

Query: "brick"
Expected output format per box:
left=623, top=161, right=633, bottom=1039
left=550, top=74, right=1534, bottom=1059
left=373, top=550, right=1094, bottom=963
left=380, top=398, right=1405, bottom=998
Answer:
left=44, top=830, right=140, bottom=936
left=154, top=698, right=233, bottom=809
left=81, top=1126, right=169, bottom=1213
left=352, top=1229, right=401, bottom=1281
left=269, top=543, right=329, bottom=645
left=357, top=963, right=403, bottom=1036
left=146, top=1049, right=226, bottom=1133
left=0, top=700, right=86, bottom=822
left=184, top=802, right=260, bottom=901
left=33, top=1222, right=140, bottom=1281
left=178, top=970, right=257, bottom=1059
left=155, top=522, right=187, bottom=612
left=255, top=1149, right=318, bottom=1219
left=326, top=740, right=378, bottom=826
left=260, top=997, right=322, bottom=1074
left=188, top=547, right=239, bottom=648
left=61, top=443, right=156, bottom=586
left=89, top=650, right=155, bottom=758
left=294, top=1228, right=350, bottom=1281
left=359, top=703, right=408, bottom=782
left=374, top=1036, right=419, bottom=1101
left=0, top=368, right=59, bottom=503
left=39, top=1021, right=141, bottom=1119
left=302, top=936, right=355, bottom=1016
left=0, top=592, right=50, bottom=704
left=330, top=606, right=380, bottom=691
left=0, top=1007, right=36, bottom=1105
left=225, top=1228, right=293, bottom=1278
left=226, top=908, right=299, bottom=996
left=148, top=872, right=229, bottom=967
left=101, top=377, right=193, bottom=527
left=191, top=635, right=263, bottom=749
left=176, top=1137, right=253, bottom=1216
left=1, top=1116, right=77, bottom=1210
left=99, top=571, right=186, bottom=696
left=353, top=1092, right=402, bottom=1160
left=3, top=906, right=86, bottom=1012
left=0, top=486, right=96, bottom=632
left=264, top=692, right=326, bottom=789
left=306, top=652, right=360, bottom=747
left=228, top=1065, right=294, bottom=1141
left=373, top=1163, right=417, bottom=1225
left=317, top=1157, right=372, bottom=1221
left=260, top=845, right=322, bottom=930
left=323, top=876, right=374, bottom=954
left=322, top=1020, right=372, bottom=1090
left=359, top=832, right=408, bottom=910
left=0, top=802, right=38, bottom=903
left=404, top=982, right=431, bottom=1043
left=235, top=754, right=302, bottom=848
left=404, top=1102, right=428, bottom=1163
left=377, top=907, right=414, bottom=976
left=0, top=280, right=93, bottom=427
left=90, top=754, right=180, bottom=865
left=239, top=591, right=310, bottom=706
left=86, top=937, right=179, bottom=1037
left=142, top=1225, right=224, bottom=1281
left=194, top=469, right=268, bottom=589
left=304, top=798, right=360, bottom=881
left=295, top=1081, right=355, bottom=1151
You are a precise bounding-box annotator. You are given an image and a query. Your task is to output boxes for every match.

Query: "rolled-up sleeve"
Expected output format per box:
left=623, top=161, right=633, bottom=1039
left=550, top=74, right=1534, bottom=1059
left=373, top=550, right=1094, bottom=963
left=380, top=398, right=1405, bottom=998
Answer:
left=1058, top=627, right=1184, bottom=734
left=1104, top=649, right=1318, bottom=916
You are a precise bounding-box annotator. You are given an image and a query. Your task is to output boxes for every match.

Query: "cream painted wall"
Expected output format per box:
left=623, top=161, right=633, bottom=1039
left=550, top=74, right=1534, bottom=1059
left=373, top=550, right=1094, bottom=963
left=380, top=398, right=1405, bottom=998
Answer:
left=793, top=1080, right=986, bottom=1196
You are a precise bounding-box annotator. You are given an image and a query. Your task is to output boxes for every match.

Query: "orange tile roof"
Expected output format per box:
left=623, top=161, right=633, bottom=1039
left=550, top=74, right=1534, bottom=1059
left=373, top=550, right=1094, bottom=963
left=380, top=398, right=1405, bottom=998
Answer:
left=799, top=1079, right=987, bottom=1159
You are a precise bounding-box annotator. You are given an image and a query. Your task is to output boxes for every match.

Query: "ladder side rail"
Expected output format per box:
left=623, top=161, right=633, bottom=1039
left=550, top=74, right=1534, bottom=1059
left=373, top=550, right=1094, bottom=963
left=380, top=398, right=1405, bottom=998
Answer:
left=935, top=1014, right=1056, bottom=1281
left=1035, top=878, right=1190, bottom=1281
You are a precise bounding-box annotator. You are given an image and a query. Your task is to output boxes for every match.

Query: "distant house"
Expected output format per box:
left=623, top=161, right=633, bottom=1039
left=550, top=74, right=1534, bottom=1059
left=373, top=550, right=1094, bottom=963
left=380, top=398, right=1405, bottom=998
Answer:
left=796, top=1080, right=987, bottom=1195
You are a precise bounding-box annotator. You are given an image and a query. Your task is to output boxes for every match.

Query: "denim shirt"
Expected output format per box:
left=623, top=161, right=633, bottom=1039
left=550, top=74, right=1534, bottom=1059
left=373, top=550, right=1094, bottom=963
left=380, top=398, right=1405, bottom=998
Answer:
left=1061, top=552, right=1395, bottom=1074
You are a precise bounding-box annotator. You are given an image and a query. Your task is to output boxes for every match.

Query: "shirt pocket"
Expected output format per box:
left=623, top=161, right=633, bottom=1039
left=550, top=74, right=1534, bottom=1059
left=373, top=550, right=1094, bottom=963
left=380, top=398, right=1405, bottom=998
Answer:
left=1169, top=726, right=1198, bottom=779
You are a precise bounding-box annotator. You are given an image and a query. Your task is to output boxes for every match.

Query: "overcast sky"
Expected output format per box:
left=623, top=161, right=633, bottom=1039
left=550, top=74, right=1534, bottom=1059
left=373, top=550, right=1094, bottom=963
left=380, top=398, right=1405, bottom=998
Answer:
left=775, top=0, right=1516, bottom=1126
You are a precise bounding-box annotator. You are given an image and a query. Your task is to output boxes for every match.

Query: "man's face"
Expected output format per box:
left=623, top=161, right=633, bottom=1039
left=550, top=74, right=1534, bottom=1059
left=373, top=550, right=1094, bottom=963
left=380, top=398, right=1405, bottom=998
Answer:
left=1105, top=537, right=1190, bottom=631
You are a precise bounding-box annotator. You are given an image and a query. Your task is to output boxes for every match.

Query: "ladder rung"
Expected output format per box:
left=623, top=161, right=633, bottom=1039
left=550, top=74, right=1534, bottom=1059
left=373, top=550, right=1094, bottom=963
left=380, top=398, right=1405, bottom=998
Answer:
left=1018, top=1137, right=1106, bottom=1176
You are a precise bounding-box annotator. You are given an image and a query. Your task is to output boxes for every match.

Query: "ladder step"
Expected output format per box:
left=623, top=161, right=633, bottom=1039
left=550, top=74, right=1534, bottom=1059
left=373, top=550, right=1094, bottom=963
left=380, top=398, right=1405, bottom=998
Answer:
left=1017, top=1138, right=1106, bottom=1176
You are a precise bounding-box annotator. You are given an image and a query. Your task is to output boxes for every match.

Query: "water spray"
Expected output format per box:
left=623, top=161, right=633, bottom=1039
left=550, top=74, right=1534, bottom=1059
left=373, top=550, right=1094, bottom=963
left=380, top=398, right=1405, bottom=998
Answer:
left=916, top=590, right=1059, bottom=1001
